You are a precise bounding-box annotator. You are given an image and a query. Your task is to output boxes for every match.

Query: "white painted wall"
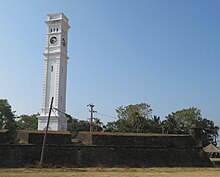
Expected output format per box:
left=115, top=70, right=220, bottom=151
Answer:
left=38, top=13, right=70, bottom=131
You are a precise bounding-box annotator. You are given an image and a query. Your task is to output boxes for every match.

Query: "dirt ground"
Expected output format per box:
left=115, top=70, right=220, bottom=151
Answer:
left=0, top=168, right=220, bottom=177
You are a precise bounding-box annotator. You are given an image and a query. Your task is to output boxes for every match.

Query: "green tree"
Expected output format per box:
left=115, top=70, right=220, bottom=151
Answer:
left=161, top=114, right=178, bottom=134
left=16, top=114, right=38, bottom=130
left=93, top=118, right=104, bottom=132
left=162, top=107, right=219, bottom=146
left=105, top=119, right=133, bottom=133
left=146, top=115, right=162, bottom=133
left=106, top=103, right=154, bottom=133
left=0, top=99, right=17, bottom=140
left=116, top=103, right=152, bottom=120
left=162, top=107, right=201, bottom=134
left=117, top=103, right=152, bottom=132
left=197, top=118, right=219, bottom=146
left=67, top=114, right=90, bottom=135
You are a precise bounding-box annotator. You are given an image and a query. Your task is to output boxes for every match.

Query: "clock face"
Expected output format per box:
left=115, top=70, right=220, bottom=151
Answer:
left=50, top=36, right=57, bottom=45
left=62, top=38, right=66, bottom=47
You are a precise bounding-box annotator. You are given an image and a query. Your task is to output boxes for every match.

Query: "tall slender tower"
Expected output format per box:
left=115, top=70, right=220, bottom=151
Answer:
left=38, top=13, right=70, bottom=131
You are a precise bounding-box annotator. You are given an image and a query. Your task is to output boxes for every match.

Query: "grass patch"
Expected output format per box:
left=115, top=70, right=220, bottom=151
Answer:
left=1, top=167, right=220, bottom=177
left=210, top=158, right=220, bottom=162
left=1, top=167, right=220, bottom=173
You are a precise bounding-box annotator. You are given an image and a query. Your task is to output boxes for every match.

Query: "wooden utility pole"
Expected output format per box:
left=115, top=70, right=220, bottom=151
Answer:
left=39, top=97, right=54, bottom=167
left=87, top=103, right=97, bottom=132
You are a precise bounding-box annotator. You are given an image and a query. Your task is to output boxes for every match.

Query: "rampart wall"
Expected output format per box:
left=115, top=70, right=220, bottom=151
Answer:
left=0, top=131, right=213, bottom=167
left=0, top=144, right=212, bottom=167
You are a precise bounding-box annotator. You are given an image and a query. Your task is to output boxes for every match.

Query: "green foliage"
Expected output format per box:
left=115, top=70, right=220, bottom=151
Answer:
left=162, top=107, right=219, bottom=146
left=0, top=98, right=218, bottom=146
left=145, top=115, right=162, bottom=133
left=67, top=114, right=90, bottom=134
left=105, top=103, right=155, bottom=133
left=0, top=99, right=17, bottom=140
left=105, top=114, right=162, bottom=133
left=16, top=114, right=38, bottom=130
left=106, top=104, right=219, bottom=146
left=162, top=107, right=202, bottom=134
left=105, top=119, right=132, bottom=132
left=93, top=118, right=104, bottom=132
left=197, top=118, right=219, bottom=146
left=116, top=103, right=152, bottom=121
left=67, top=113, right=104, bottom=134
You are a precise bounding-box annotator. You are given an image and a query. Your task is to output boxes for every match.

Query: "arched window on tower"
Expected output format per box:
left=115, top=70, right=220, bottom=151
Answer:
left=51, top=65, right=53, bottom=72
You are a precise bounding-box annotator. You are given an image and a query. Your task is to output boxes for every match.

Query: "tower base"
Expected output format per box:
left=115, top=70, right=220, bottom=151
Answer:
left=37, top=115, right=68, bottom=131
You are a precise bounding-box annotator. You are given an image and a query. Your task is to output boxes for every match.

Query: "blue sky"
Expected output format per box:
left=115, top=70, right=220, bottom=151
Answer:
left=0, top=0, right=220, bottom=125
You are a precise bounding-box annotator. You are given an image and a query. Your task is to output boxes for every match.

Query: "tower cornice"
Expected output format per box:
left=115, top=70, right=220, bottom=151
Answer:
left=43, top=52, right=69, bottom=59
left=45, top=13, right=70, bottom=29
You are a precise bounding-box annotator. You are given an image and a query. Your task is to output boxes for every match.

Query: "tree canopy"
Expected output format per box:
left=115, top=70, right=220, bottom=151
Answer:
left=161, top=107, right=219, bottom=146
left=105, top=103, right=155, bottom=133
left=0, top=99, right=17, bottom=140
left=105, top=104, right=219, bottom=146
left=16, top=114, right=38, bottom=130
left=162, top=107, right=202, bottom=134
left=67, top=114, right=104, bottom=136
left=0, top=98, right=218, bottom=146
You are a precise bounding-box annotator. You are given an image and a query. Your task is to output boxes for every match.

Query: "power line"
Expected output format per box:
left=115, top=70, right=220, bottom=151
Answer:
left=96, top=112, right=118, bottom=120
left=52, top=107, right=79, bottom=120
left=52, top=107, right=66, bottom=115
left=51, top=108, right=66, bottom=131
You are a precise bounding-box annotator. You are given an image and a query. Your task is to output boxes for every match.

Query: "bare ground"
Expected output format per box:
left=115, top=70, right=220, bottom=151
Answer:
left=0, top=168, right=220, bottom=177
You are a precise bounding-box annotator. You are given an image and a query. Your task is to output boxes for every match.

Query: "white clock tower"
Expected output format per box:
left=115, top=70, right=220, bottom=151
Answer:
left=38, top=13, right=70, bottom=131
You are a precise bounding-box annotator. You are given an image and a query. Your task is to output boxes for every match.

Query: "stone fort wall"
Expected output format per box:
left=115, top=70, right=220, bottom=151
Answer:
left=0, top=144, right=212, bottom=167
left=0, top=131, right=212, bottom=167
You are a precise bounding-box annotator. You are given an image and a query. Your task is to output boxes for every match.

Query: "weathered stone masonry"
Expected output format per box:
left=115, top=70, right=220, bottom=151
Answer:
left=0, top=131, right=213, bottom=167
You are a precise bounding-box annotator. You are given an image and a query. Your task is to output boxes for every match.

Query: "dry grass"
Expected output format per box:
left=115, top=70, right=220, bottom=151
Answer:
left=210, top=158, right=220, bottom=162
left=0, top=168, right=220, bottom=177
